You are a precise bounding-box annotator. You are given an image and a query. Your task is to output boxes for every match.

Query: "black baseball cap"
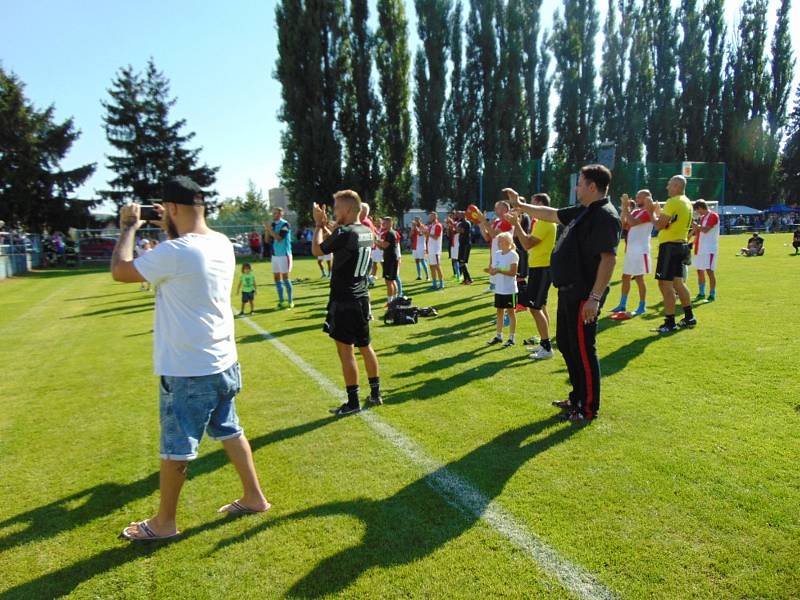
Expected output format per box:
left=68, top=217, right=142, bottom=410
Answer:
left=162, top=176, right=204, bottom=205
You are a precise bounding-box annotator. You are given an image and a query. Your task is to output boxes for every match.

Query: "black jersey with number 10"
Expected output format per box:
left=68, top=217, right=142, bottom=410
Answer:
left=319, top=223, right=374, bottom=301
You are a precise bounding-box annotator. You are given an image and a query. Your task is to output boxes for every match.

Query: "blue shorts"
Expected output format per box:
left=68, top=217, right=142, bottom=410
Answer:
left=242, top=291, right=255, bottom=303
left=159, top=362, right=244, bottom=461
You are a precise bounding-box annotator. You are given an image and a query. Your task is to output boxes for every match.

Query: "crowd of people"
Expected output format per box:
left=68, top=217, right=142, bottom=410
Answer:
left=108, top=169, right=796, bottom=542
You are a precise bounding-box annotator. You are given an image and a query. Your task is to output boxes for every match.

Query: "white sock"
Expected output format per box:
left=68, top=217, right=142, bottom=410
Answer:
left=509, top=334, right=515, bottom=341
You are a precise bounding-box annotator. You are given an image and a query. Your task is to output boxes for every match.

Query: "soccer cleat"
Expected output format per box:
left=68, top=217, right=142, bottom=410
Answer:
left=277, top=301, right=286, bottom=309
left=486, top=336, right=503, bottom=345
left=678, top=316, right=697, bottom=328
left=529, top=347, right=554, bottom=360
left=329, top=403, right=360, bottom=416
left=632, top=306, right=646, bottom=316
left=502, top=339, right=515, bottom=348
left=551, top=400, right=572, bottom=409
left=366, top=396, right=384, bottom=407
left=608, top=304, right=626, bottom=313
left=655, top=322, right=678, bottom=334
left=560, top=410, right=590, bottom=423
left=693, top=293, right=706, bottom=302
left=416, top=276, right=422, bottom=281
left=287, top=302, right=295, bottom=309
left=706, top=294, right=715, bottom=302
left=523, top=336, right=540, bottom=346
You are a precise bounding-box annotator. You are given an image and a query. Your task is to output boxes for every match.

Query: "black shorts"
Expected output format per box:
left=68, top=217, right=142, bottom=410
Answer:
left=323, top=297, right=371, bottom=347
left=655, top=242, right=690, bottom=281
left=494, top=293, right=516, bottom=309
left=458, top=245, right=471, bottom=263
left=524, top=267, right=551, bottom=309
left=382, top=260, right=398, bottom=280
left=241, top=291, right=255, bottom=303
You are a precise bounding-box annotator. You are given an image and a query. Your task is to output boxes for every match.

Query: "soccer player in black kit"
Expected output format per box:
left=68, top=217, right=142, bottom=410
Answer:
left=312, top=190, right=383, bottom=416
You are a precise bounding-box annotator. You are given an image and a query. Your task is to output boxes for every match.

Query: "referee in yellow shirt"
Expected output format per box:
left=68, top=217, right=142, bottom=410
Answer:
left=650, top=175, right=696, bottom=333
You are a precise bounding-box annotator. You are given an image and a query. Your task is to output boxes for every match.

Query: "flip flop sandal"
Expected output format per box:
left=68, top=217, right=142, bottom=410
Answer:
left=120, top=520, right=180, bottom=542
left=217, top=500, right=271, bottom=515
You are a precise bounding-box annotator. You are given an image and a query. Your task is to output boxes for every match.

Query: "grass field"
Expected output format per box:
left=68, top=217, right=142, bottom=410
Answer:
left=0, top=233, right=798, bottom=599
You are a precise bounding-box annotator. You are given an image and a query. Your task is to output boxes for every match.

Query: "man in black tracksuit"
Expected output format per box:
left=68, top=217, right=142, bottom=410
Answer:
left=457, top=214, right=473, bottom=285
left=509, top=165, right=621, bottom=422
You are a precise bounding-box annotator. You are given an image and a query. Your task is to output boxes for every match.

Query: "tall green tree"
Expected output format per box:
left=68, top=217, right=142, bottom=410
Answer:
left=620, top=3, right=653, bottom=164
left=414, top=0, right=451, bottom=211
left=552, top=0, right=599, bottom=169
left=275, top=0, right=345, bottom=225
left=645, top=0, right=680, bottom=161
left=101, top=59, right=218, bottom=207
left=598, top=0, right=628, bottom=154
left=375, top=0, right=413, bottom=222
left=444, top=0, right=469, bottom=207
left=521, top=0, right=544, bottom=165
left=702, top=0, right=726, bottom=162
left=461, top=4, right=484, bottom=205
left=532, top=31, right=552, bottom=163
left=339, top=0, right=380, bottom=204
left=723, top=0, right=772, bottom=205
left=495, top=0, right=528, bottom=192
left=470, top=0, right=500, bottom=201
left=0, top=67, right=96, bottom=231
left=780, top=82, right=800, bottom=200
left=678, top=0, right=707, bottom=160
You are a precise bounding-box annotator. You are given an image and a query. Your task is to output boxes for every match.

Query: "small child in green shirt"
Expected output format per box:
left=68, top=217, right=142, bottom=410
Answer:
left=236, top=263, right=257, bottom=316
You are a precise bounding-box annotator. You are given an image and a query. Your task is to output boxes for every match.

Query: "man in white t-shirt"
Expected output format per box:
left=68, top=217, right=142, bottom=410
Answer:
left=427, top=212, right=445, bottom=290
left=111, top=176, right=270, bottom=542
left=609, top=191, right=654, bottom=316
left=690, top=199, right=720, bottom=301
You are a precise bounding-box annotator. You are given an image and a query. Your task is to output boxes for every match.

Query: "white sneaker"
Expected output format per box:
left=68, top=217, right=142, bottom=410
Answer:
left=529, top=347, right=554, bottom=360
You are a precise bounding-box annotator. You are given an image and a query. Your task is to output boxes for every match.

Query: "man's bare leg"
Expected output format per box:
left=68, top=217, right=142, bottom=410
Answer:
left=221, top=434, right=270, bottom=511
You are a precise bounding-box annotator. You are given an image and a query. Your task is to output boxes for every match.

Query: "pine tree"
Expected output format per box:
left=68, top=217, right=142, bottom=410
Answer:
left=780, top=82, right=800, bottom=199
left=471, top=0, right=500, bottom=201
left=0, top=66, right=95, bottom=231
left=552, top=0, right=600, bottom=169
left=702, top=0, right=726, bottom=162
left=461, top=4, right=484, bottom=205
left=275, top=0, right=345, bottom=225
left=645, top=0, right=680, bottom=162
left=375, top=0, right=413, bottom=222
left=339, top=0, right=380, bottom=204
left=678, top=0, right=707, bottom=160
left=101, top=59, right=218, bottom=208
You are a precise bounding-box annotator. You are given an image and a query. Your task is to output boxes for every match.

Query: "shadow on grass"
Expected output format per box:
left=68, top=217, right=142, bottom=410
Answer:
left=388, top=353, right=531, bottom=405
left=207, top=416, right=577, bottom=598
left=0, top=418, right=332, bottom=559
left=64, top=291, right=142, bottom=301
left=62, top=301, right=154, bottom=319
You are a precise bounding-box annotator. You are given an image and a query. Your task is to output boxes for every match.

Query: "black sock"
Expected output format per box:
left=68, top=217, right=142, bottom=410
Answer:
left=346, top=385, right=359, bottom=407
left=541, top=338, right=551, bottom=351
left=683, top=305, right=694, bottom=320
left=368, top=377, right=381, bottom=399
left=665, top=314, right=676, bottom=326
left=461, top=264, right=471, bottom=281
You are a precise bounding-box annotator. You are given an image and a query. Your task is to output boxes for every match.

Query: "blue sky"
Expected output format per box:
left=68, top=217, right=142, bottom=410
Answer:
left=1, top=0, right=797, bottom=203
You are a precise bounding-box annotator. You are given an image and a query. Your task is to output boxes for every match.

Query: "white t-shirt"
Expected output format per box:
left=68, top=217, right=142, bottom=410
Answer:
left=492, top=249, right=519, bottom=295
left=427, top=222, right=443, bottom=255
left=626, top=209, right=653, bottom=254
left=695, top=211, right=720, bottom=254
left=133, top=232, right=238, bottom=377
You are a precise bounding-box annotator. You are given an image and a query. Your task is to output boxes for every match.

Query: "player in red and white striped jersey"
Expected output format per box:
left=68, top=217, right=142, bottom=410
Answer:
left=609, top=190, right=654, bottom=315
left=690, top=199, right=720, bottom=302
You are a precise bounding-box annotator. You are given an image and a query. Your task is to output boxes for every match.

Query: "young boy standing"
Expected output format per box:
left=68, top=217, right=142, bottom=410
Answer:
left=236, top=263, right=257, bottom=316
left=485, top=232, right=519, bottom=347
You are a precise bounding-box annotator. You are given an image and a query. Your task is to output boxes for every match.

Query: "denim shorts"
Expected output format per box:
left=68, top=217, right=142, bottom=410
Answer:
left=159, top=362, right=244, bottom=461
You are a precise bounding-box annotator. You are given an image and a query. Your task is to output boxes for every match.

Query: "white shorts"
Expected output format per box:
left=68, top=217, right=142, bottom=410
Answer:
left=371, top=248, right=384, bottom=263
left=622, top=252, right=651, bottom=276
left=271, top=255, right=292, bottom=274
left=428, top=252, right=442, bottom=266
left=693, top=252, right=717, bottom=270
left=318, top=254, right=332, bottom=261
left=412, top=248, right=426, bottom=260
left=449, top=245, right=459, bottom=259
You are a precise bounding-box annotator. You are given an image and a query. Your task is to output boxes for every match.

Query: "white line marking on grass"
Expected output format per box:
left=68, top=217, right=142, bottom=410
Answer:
left=242, top=317, right=616, bottom=600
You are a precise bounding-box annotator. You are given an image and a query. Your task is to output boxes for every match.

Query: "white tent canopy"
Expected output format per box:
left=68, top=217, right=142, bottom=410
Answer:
left=719, top=205, right=762, bottom=216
